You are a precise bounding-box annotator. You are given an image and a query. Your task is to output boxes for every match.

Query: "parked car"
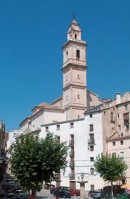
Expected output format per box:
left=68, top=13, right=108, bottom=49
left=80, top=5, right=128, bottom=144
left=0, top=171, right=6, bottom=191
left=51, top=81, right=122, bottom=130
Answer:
left=50, top=186, right=70, bottom=194
left=50, top=187, right=57, bottom=194
left=92, top=191, right=102, bottom=199
left=54, top=190, right=71, bottom=198
left=59, top=186, right=70, bottom=191
left=88, top=190, right=96, bottom=198
left=6, top=193, right=14, bottom=198
left=70, top=188, right=80, bottom=196
left=14, top=190, right=28, bottom=198
left=89, top=190, right=105, bottom=199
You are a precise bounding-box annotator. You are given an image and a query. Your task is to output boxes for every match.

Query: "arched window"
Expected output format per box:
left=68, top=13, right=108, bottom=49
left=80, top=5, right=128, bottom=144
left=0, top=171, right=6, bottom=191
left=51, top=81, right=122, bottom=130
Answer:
left=75, top=34, right=77, bottom=39
left=76, top=50, right=80, bottom=60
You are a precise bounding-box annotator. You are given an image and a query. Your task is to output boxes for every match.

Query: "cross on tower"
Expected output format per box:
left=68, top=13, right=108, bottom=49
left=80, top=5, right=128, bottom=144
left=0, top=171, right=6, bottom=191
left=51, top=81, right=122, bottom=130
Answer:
left=73, top=11, right=76, bottom=20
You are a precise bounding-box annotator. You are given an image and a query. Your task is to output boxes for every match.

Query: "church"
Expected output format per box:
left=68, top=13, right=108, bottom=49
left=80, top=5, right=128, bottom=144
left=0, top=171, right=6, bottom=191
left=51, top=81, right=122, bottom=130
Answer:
left=7, top=18, right=130, bottom=190
left=19, top=19, right=102, bottom=132
left=18, top=18, right=105, bottom=190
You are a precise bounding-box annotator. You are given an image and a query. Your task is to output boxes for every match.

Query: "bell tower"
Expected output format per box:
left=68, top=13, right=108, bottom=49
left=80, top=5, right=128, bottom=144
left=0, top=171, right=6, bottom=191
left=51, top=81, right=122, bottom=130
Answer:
left=62, top=19, right=87, bottom=120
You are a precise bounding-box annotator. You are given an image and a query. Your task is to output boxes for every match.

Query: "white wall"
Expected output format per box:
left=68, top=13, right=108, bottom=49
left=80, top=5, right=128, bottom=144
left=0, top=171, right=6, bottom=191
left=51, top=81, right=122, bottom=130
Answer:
left=6, top=130, right=23, bottom=151
left=40, top=111, right=104, bottom=190
left=20, top=109, right=66, bottom=132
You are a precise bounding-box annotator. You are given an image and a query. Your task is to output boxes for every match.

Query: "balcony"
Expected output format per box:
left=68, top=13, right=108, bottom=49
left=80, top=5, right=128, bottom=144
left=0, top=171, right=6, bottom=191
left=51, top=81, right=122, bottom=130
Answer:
left=63, top=58, right=86, bottom=68
left=69, top=150, right=74, bottom=157
left=69, top=161, right=75, bottom=169
left=69, top=140, right=74, bottom=147
left=69, top=173, right=75, bottom=180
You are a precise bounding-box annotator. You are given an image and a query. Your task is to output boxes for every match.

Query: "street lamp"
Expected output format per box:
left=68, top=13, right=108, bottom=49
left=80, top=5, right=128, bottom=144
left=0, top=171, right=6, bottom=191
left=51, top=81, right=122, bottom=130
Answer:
left=77, top=173, right=88, bottom=199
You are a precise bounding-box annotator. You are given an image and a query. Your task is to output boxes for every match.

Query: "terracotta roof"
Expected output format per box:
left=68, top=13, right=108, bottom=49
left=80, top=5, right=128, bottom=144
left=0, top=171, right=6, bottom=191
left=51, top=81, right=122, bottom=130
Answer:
left=32, top=101, right=63, bottom=111
left=51, top=96, right=62, bottom=105
left=31, top=102, right=48, bottom=111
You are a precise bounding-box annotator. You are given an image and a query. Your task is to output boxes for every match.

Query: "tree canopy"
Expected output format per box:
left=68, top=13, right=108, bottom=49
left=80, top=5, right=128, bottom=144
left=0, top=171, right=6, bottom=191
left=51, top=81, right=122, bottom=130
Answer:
left=94, top=153, right=128, bottom=198
left=10, top=132, right=68, bottom=192
left=94, top=153, right=128, bottom=183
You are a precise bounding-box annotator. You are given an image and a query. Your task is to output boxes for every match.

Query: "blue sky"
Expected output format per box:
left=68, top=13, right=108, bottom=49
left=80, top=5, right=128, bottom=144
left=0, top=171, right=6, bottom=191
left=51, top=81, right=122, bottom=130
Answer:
left=0, top=0, right=130, bottom=132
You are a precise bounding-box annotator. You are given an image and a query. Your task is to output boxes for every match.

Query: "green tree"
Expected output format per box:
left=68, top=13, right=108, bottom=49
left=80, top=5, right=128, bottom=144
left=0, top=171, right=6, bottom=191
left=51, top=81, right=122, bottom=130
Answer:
left=94, top=153, right=128, bottom=198
left=10, top=132, right=68, bottom=199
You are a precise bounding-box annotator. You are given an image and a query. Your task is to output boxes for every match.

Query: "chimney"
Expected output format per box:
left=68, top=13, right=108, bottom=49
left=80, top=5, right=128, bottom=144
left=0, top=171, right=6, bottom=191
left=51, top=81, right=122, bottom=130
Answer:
left=116, top=92, right=120, bottom=104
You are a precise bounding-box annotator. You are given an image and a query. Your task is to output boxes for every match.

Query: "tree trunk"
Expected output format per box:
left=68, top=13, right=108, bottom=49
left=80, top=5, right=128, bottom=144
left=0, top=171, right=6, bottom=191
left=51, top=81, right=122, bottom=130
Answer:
left=111, top=181, right=114, bottom=199
left=30, top=190, right=36, bottom=199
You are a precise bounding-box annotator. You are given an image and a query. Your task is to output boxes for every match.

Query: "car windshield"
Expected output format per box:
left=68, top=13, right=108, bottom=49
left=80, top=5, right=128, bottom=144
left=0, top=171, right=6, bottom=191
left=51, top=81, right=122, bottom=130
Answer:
left=94, top=192, right=101, bottom=194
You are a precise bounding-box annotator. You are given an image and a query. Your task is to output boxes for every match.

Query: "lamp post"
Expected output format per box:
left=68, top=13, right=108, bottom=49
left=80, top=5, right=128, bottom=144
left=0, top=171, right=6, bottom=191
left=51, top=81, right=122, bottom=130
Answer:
left=77, top=173, right=88, bottom=199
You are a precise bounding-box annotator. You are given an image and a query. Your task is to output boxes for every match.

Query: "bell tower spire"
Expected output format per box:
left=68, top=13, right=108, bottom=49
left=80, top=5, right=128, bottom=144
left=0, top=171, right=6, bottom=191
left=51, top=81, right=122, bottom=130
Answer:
left=62, top=19, right=87, bottom=120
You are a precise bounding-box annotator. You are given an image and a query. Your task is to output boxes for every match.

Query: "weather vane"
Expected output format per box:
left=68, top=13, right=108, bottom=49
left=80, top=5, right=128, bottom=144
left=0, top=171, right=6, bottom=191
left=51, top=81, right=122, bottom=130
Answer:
left=73, top=11, right=76, bottom=20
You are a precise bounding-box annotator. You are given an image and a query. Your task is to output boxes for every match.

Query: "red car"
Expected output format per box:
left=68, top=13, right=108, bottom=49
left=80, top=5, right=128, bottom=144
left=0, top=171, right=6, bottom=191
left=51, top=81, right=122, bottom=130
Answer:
left=70, top=189, right=80, bottom=196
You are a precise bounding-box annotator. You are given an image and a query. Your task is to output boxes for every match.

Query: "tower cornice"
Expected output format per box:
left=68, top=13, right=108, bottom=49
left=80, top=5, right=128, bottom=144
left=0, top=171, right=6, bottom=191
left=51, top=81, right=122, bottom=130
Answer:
left=64, top=105, right=87, bottom=110
left=63, top=84, right=86, bottom=91
left=62, top=61, right=87, bottom=71
left=63, top=39, right=87, bottom=49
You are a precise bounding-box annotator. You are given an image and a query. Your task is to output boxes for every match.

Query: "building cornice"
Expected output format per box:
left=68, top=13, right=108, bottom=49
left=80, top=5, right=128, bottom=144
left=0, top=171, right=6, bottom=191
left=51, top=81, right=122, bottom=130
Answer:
left=41, top=118, right=84, bottom=127
left=106, top=135, right=130, bottom=142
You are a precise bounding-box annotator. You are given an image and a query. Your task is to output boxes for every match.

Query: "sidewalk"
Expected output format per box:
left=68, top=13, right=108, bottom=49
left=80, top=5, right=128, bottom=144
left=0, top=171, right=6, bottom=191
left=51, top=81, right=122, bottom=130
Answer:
left=37, top=189, right=53, bottom=199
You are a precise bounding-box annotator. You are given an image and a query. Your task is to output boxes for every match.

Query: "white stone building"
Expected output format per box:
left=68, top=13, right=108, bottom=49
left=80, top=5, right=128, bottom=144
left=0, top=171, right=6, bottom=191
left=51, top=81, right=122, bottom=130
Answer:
left=39, top=108, right=104, bottom=190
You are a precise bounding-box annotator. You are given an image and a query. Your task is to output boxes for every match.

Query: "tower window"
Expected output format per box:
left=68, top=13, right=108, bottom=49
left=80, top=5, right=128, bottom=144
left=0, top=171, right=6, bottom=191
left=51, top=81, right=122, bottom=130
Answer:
left=66, top=51, right=68, bottom=55
left=75, top=34, right=77, bottom=39
left=77, top=94, right=80, bottom=99
left=76, top=50, right=80, bottom=60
